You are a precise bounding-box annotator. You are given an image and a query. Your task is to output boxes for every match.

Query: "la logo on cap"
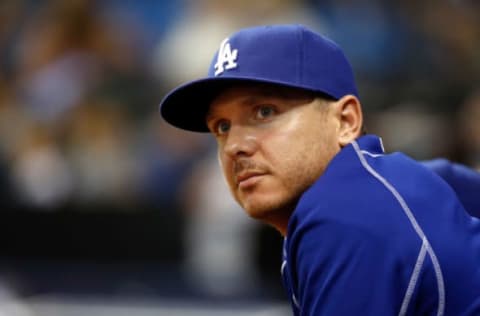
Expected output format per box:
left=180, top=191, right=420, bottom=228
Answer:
left=214, top=38, right=238, bottom=76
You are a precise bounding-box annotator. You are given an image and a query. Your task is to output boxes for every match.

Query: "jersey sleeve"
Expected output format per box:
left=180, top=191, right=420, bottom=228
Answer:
left=290, top=219, right=408, bottom=315
left=422, top=159, right=480, bottom=218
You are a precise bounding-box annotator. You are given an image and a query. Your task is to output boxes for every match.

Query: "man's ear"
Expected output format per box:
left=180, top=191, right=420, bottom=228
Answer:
left=332, top=95, right=363, bottom=147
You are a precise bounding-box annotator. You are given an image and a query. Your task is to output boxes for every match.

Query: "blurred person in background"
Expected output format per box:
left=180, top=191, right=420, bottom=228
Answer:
left=4, top=0, right=165, bottom=210
left=10, top=123, right=73, bottom=210
left=12, top=0, right=105, bottom=123
left=64, top=99, right=137, bottom=209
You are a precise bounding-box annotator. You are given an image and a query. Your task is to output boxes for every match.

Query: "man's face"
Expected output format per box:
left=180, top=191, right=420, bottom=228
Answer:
left=206, top=83, right=342, bottom=226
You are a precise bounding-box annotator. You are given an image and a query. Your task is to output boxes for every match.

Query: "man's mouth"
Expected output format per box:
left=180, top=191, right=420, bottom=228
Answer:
left=236, top=171, right=265, bottom=188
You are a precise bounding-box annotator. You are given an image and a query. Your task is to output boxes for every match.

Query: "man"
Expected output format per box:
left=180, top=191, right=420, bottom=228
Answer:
left=159, top=24, right=480, bottom=315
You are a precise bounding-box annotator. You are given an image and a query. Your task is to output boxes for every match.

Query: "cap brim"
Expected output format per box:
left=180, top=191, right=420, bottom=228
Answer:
left=159, top=76, right=324, bottom=133
left=160, top=78, right=237, bottom=132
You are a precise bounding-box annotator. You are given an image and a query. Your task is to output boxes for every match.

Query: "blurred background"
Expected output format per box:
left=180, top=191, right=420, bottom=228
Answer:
left=0, top=0, right=478, bottom=315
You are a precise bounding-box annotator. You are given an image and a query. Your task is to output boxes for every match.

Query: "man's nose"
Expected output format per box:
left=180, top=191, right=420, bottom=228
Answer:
left=223, top=125, right=258, bottom=158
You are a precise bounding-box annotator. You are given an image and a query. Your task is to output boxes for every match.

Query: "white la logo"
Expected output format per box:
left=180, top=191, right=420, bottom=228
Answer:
left=214, top=38, right=238, bottom=76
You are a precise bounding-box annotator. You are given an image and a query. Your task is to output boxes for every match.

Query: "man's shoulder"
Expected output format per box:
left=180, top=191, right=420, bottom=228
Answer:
left=288, top=145, right=457, bottom=243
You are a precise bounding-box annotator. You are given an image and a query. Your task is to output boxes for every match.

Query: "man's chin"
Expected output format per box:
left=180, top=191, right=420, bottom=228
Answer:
left=243, top=199, right=296, bottom=223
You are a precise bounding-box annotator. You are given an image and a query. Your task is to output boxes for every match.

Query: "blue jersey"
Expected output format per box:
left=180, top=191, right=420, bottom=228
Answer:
left=282, top=135, right=480, bottom=315
left=422, top=158, right=480, bottom=218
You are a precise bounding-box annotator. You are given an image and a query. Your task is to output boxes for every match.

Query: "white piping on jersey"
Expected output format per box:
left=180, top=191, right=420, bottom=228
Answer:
left=292, top=293, right=300, bottom=309
left=352, top=140, right=445, bottom=316
left=399, top=237, right=428, bottom=316
left=361, top=150, right=384, bottom=158
left=282, top=239, right=300, bottom=310
left=280, top=260, right=300, bottom=309
left=281, top=260, right=299, bottom=309
left=281, top=260, right=287, bottom=275
left=379, top=137, right=386, bottom=153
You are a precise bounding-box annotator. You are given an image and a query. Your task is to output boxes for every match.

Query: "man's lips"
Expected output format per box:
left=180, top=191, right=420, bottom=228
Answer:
left=236, top=172, right=265, bottom=186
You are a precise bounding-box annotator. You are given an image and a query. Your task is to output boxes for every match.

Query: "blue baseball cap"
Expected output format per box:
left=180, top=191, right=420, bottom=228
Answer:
left=159, top=24, right=358, bottom=132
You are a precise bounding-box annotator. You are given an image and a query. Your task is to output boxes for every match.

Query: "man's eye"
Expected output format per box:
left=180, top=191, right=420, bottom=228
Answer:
left=216, top=120, right=230, bottom=135
left=256, top=105, right=275, bottom=119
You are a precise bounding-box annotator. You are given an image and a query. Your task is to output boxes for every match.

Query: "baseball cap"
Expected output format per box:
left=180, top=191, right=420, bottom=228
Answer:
left=159, top=24, right=358, bottom=132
